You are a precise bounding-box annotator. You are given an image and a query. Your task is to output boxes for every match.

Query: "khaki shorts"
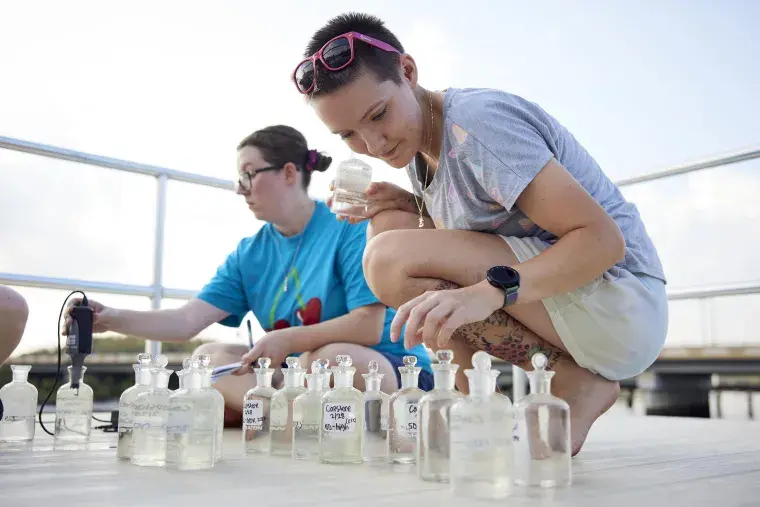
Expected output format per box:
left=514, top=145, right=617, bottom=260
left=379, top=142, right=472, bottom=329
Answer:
left=502, top=236, right=669, bottom=381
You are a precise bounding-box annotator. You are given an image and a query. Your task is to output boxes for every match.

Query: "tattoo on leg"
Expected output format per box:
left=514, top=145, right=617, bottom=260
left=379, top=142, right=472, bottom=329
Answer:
left=455, top=311, right=564, bottom=370
left=431, top=279, right=564, bottom=370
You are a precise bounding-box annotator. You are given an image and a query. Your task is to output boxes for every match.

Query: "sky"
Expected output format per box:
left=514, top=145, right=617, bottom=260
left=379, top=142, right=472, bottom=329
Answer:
left=1, top=0, right=759, bottom=355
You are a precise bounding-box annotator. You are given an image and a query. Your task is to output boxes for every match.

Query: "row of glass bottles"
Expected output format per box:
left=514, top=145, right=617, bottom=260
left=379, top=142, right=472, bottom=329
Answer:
left=240, top=349, right=570, bottom=498
left=0, top=363, right=95, bottom=443
left=118, top=353, right=224, bottom=470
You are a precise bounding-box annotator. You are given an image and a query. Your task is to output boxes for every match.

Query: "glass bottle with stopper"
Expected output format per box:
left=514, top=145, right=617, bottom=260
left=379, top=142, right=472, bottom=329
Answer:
left=269, top=357, right=306, bottom=456
left=166, top=357, right=216, bottom=470
left=196, top=353, right=225, bottom=462
left=166, top=357, right=192, bottom=466
left=362, top=359, right=390, bottom=462
left=292, top=360, right=325, bottom=460
left=54, top=365, right=94, bottom=442
left=243, top=357, right=277, bottom=454
left=388, top=355, right=425, bottom=464
left=319, top=354, right=364, bottom=464
left=513, top=352, right=571, bottom=488
left=317, top=358, right=332, bottom=393
left=449, top=351, right=514, bottom=499
left=417, top=349, right=465, bottom=482
left=116, top=353, right=153, bottom=459
left=131, top=354, right=173, bottom=467
left=0, top=365, right=38, bottom=442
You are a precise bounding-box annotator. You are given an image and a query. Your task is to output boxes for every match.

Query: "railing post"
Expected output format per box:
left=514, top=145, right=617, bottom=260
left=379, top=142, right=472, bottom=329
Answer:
left=147, top=174, right=168, bottom=357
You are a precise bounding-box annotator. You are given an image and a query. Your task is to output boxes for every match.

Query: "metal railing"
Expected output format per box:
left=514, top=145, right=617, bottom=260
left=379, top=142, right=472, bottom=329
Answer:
left=2, top=135, right=760, bottom=399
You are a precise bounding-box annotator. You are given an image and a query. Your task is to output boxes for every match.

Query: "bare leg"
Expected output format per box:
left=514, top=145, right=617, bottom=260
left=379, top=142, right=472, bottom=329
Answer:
left=0, top=286, right=29, bottom=365
left=364, top=210, right=620, bottom=455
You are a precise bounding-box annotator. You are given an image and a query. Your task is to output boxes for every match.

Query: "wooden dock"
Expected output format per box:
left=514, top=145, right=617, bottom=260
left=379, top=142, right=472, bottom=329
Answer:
left=1, top=413, right=758, bottom=506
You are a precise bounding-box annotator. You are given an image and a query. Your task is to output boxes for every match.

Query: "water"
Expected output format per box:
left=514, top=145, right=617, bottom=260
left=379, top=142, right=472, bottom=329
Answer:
left=0, top=416, right=35, bottom=442
left=331, top=189, right=368, bottom=217
left=363, top=398, right=388, bottom=462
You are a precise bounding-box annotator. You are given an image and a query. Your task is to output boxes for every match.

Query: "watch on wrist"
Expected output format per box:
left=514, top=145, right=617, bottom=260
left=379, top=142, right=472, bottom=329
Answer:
left=486, top=266, right=520, bottom=308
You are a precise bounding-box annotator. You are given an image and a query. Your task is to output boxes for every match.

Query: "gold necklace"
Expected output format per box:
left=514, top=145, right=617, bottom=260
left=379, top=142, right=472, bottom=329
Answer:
left=413, top=90, right=434, bottom=228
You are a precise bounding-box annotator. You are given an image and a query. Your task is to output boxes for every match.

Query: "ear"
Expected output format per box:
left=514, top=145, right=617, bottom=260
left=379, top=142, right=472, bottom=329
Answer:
left=282, top=162, right=299, bottom=187
left=399, top=53, right=419, bottom=88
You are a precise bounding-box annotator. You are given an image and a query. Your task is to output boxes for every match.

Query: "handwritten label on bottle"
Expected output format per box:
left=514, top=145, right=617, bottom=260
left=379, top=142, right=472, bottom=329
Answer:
left=166, top=404, right=193, bottom=435
left=323, top=403, right=356, bottom=436
left=244, top=399, right=264, bottom=430
left=403, top=402, right=419, bottom=439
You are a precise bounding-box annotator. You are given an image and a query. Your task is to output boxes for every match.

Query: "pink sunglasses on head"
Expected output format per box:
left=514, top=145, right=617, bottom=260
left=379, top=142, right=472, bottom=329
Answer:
left=292, top=31, right=401, bottom=94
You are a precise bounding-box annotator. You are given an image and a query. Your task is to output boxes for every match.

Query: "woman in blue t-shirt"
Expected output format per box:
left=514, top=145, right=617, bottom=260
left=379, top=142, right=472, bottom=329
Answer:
left=292, top=14, right=668, bottom=456
left=63, top=125, right=433, bottom=422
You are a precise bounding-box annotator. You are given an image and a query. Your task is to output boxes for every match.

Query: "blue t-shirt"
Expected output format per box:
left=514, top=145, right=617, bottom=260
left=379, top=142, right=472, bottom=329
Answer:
left=196, top=200, right=432, bottom=373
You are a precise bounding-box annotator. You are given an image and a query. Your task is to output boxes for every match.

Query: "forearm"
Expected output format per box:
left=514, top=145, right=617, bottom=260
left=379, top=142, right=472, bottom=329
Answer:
left=501, top=222, right=625, bottom=304
left=100, top=308, right=196, bottom=342
left=286, top=304, right=385, bottom=353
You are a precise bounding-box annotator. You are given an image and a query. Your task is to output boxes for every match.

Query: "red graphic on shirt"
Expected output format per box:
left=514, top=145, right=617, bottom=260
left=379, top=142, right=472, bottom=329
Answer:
left=265, top=297, right=323, bottom=331
left=296, top=298, right=322, bottom=326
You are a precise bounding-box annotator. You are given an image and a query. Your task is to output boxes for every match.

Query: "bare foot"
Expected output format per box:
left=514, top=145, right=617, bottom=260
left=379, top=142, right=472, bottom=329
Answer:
left=552, top=369, right=620, bottom=456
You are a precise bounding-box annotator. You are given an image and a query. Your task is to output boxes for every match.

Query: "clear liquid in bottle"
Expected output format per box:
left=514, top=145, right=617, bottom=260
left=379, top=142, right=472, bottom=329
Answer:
left=170, top=357, right=216, bottom=471
left=197, top=353, right=225, bottom=462
left=54, top=365, right=93, bottom=442
left=361, top=359, right=389, bottom=463
left=388, top=356, right=424, bottom=464
left=117, top=353, right=153, bottom=459
left=513, top=352, right=572, bottom=489
left=0, top=365, right=38, bottom=442
left=131, top=355, right=173, bottom=467
left=292, top=361, right=325, bottom=460
left=449, top=351, right=514, bottom=499
left=417, top=349, right=464, bottom=482
left=319, top=355, right=364, bottom=464
left=269, top=357, right=306, bottom=456
left=243, top=357, right=277, bottom=454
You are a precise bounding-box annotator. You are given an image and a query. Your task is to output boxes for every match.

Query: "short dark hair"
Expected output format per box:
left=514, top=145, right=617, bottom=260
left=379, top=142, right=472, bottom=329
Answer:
left=304, top=12, right=404, bottom=97
left=237, top=125, right=331, bottom=190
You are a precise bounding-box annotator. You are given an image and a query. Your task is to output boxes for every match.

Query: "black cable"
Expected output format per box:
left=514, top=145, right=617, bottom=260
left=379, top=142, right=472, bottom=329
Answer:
left=91, top=415, right=111, bottom=423
left=38, top=290, right=86, bottom=436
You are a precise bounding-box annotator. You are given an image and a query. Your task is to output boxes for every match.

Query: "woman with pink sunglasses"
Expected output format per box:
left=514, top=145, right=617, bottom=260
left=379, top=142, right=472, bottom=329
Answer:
left=294, top=13, right=668, bottom=456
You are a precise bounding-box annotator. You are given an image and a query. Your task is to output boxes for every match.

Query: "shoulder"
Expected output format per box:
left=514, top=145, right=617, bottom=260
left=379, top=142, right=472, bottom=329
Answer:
left=305, top=200, right=368, bottom=247
left=444, top=87, right=556, bottom=142
left=231, top=225, right=270, bottom=262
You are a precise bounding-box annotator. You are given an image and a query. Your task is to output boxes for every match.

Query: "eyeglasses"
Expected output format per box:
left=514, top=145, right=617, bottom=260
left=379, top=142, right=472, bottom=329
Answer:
left=292, top=31, right=400, bottom=94
left=236, top=165, right=281, bottom=192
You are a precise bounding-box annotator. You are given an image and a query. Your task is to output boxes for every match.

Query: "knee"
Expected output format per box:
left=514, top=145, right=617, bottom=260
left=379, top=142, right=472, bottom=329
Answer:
left=366, top=209, right=419, bottom=241
left=191, top=341, right=237, bottom=366
left=363, top=230, right=405, bottom=306
left=311, top=343, right=350, bottom=364
left=0, top=286, right=29, bottom=339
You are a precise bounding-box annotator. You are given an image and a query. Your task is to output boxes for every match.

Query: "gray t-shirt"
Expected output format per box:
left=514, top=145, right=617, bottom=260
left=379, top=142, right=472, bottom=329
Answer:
left=408, top=87, right=666, bottom=283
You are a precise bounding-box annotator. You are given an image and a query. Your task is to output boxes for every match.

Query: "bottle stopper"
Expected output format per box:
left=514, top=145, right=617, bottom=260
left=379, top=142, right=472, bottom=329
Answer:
left=257, top=357, right=271, bottom=370
left=472, top=351, right=492, bottom=371
left=531, top=352, right=548, bottom=371
left=436, top=349, right=453, bottom=364
left=311, top=360, right=325, bottom=374
left=136, top=353, right=152, bottom=365
left=336, top=355, right=353, bottom=368
left=316, top=358, right=330, bottom=370
left=153, top=354, right=169, bottom=369
left=196, top=354, right=212, bottom=368
left=285, top=357, right=301, bottom=370
left=364, top=359, right=384, bottom=379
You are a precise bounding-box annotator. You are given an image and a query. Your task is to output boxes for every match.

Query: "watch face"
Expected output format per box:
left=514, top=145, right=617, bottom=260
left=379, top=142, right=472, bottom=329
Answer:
left=488, top=266, right=520, bottom=288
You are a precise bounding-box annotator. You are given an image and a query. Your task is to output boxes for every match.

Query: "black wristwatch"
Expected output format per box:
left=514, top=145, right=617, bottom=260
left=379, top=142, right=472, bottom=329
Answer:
left=486, top=266, right=520, bottom=308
